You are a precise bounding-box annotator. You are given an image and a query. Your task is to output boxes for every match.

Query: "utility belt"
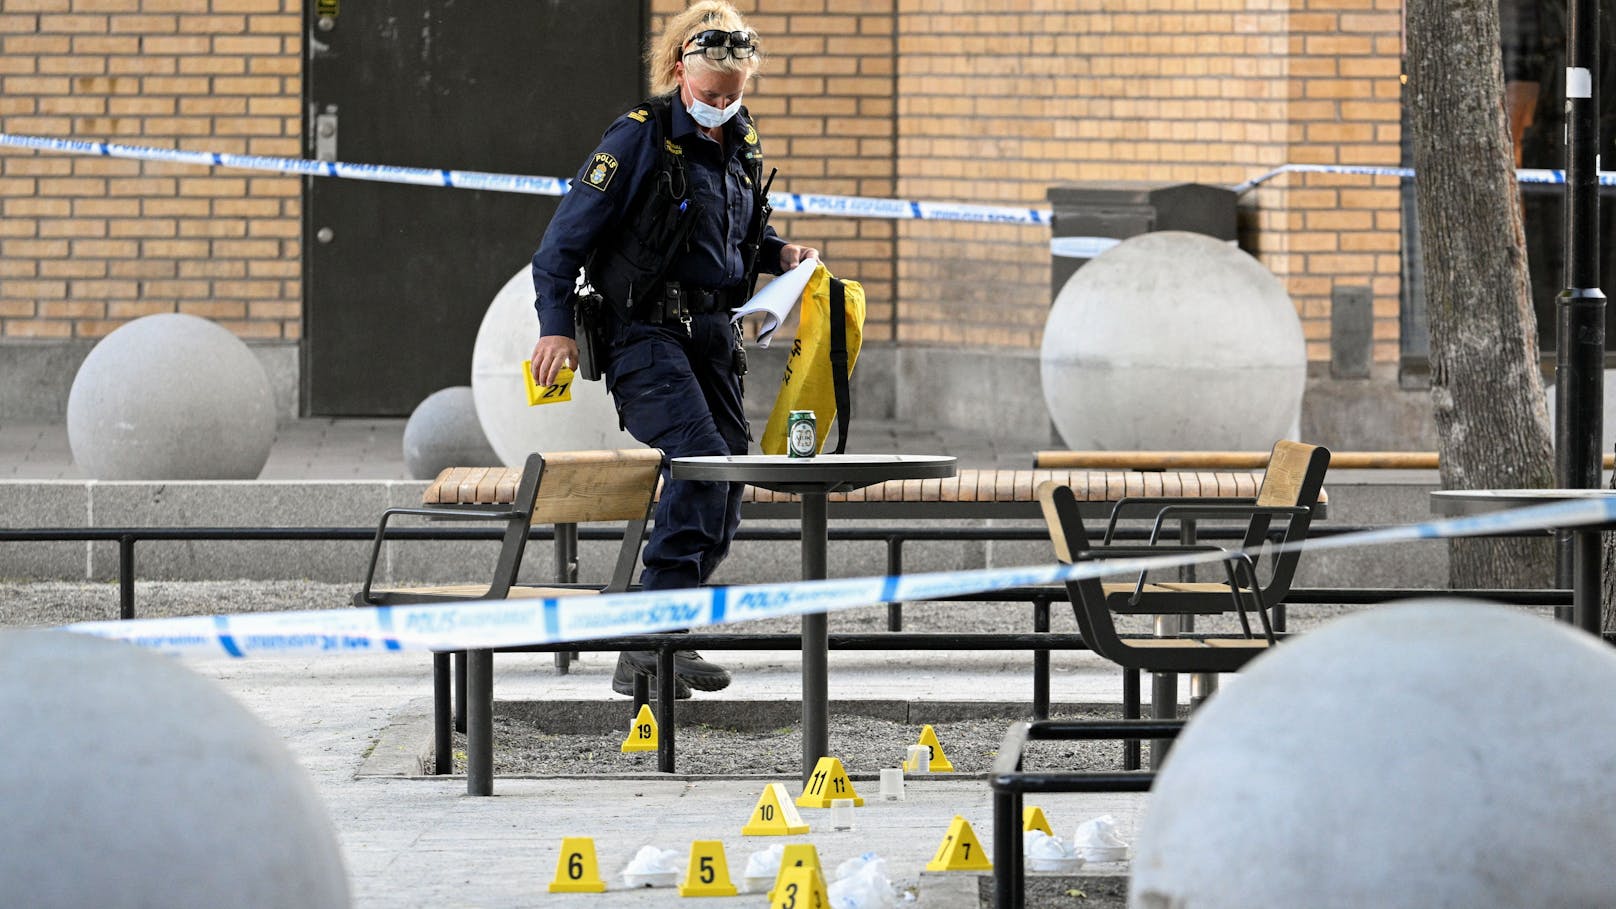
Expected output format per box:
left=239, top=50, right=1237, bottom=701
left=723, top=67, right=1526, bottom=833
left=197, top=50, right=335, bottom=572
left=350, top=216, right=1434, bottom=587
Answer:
left=573, top=281, right=750, bottom=384
left=638, top=281, right=746, bottom=325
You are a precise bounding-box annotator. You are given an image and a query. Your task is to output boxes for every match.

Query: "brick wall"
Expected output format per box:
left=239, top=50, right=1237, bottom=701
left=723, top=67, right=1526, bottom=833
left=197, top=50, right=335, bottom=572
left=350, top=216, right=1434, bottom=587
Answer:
left=1279, top=0, right=1404, bottom=362
left=0, top=0, right=302, bottom=342
left=893, top=0, right=1404, bottom=362
left=651, top=0, right=900, bottom=343
left=0, top=0, right=1407, bottom=361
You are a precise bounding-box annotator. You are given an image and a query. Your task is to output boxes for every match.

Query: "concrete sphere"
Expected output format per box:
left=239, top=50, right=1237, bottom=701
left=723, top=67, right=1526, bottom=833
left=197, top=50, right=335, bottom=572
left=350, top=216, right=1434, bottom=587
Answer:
left=67, top=313, right=276, bottom=480
left=470, top=267, right=639, bottom=467
left=403, top=386, right=500, bottom=479
left=0, top=630, right=349, bottom=909
left=1130, top=601, right=1616, bottom=909
left=1041, top=231, right=1305, bottom=450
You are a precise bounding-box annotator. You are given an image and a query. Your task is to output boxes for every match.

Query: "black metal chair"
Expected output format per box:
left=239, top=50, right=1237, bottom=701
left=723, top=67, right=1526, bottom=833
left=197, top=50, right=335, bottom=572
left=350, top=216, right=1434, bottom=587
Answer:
left=1039, top=480, right=1275, bottom=674
left=355, top=448, right=662, bottom=795
left=1093, top=440, right=1332, bottom=637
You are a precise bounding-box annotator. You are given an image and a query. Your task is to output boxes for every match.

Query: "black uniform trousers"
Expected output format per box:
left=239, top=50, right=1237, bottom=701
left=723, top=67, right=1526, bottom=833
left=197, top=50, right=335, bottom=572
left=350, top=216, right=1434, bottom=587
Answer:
left=603, top=310, right=748, bottom=592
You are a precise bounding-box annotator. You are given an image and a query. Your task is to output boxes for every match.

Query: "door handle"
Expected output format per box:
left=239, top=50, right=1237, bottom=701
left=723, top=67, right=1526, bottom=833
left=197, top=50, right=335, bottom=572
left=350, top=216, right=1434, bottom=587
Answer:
left=314, top=107, right=338, bottom=162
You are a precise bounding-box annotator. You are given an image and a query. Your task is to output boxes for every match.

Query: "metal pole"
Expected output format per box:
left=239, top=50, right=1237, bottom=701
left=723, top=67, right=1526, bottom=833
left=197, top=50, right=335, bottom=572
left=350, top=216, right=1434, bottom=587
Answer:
left=1557, top=0, right=1606, bottom=634
left=454, top=652, right=467, bottom=733
left=119, top=535, right=135, bottom=620
left=885, top=537, right=903, bottom=631
left=466, top=649, right=493, bottom=796
left=1032, top=597, right=1050, bottom=720
left=657, top=646, right=677, bottom=774
left=1122, top=668, right=1141, bottom=771
left=993, top=785, right=1024, bottom=909
left=801, top=491, right=829, bottom=783
left=433, top=652, right=452, bottom=775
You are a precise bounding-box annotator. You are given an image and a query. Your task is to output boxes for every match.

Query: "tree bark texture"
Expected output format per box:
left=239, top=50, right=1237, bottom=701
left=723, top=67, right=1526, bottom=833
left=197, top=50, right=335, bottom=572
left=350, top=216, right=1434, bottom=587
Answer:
left=1407, top=0, right=1555, bottom=588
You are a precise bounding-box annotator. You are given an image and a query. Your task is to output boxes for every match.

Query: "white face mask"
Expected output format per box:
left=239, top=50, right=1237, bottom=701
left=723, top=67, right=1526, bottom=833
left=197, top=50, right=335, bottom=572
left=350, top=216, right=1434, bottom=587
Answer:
left=687, top=93, right=742, bottom=128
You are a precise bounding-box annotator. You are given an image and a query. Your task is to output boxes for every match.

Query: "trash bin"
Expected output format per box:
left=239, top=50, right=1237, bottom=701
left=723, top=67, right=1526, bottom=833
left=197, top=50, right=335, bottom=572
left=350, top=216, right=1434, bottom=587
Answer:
left=1047, top=182, right=1238, bottom=300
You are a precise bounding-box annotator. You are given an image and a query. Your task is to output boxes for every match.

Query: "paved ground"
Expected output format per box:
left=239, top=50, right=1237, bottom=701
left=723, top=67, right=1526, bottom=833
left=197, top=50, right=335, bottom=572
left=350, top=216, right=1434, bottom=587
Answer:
left=0, top=417, right=1149, bottom=907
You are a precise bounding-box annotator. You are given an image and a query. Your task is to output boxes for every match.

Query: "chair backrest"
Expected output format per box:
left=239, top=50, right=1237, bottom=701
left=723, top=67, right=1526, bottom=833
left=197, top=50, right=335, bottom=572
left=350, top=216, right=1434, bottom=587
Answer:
left=1038, top=481, right=1131, bottom=663
left=1241, top=440, right=1331, bottom=590
left=527, top=449, right=663, bottom=526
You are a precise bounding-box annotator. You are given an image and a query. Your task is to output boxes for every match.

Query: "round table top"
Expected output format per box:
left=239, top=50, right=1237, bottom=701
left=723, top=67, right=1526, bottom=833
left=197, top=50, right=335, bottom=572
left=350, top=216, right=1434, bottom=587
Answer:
left=670, top=453, right=957, bottom=495
left=1431, top=487, right=1616, bottom=515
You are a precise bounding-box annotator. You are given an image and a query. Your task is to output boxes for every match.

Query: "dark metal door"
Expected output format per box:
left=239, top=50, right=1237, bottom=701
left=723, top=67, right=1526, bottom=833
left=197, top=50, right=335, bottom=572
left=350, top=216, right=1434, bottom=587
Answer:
left=304, top=0, right=646, bottom=415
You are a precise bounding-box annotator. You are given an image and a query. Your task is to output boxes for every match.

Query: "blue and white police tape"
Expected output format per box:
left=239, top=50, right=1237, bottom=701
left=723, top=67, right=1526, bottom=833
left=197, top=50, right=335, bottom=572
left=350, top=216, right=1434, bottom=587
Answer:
left=60, top=494, right=1616, bottom=659
left=0, top=132, right=574, bottom=197
left=0, top=132, right=1050, bottom=226
left=11, top=131, right=1612, bottom=225
left=1233, top=162, right=1616, bottom=194
left=8, top=131, right=1615, bottom=224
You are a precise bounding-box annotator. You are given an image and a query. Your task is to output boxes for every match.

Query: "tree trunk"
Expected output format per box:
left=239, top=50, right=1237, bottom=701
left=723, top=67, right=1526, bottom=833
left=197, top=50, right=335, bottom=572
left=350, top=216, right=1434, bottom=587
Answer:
left=1407, top=0, right=1555, bottom=588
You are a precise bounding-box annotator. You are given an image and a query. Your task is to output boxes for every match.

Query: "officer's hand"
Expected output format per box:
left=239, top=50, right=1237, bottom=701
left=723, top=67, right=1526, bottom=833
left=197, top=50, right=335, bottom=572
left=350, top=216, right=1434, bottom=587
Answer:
left=779, top=244, right=821, bottom=271
left=531, top=336, right=580, bottom=387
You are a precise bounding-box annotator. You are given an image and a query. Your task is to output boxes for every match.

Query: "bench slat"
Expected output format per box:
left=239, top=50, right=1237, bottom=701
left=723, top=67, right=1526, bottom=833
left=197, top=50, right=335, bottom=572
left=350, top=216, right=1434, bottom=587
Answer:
left=422, top=465, right=1288, bottom=511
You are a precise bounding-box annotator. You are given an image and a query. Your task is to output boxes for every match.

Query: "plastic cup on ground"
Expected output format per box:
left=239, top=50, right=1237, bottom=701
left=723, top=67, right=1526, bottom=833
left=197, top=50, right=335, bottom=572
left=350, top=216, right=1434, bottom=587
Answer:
left=879, top=768, right=904, bottom=800
left=830, top=799, right=856, bottom=831
left=906, top=744, right=931, bottom=772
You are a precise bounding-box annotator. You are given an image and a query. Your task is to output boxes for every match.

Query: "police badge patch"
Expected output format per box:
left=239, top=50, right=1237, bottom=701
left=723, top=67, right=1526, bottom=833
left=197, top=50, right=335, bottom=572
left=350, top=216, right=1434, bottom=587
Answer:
left=582, top=152, right=618, bottom=191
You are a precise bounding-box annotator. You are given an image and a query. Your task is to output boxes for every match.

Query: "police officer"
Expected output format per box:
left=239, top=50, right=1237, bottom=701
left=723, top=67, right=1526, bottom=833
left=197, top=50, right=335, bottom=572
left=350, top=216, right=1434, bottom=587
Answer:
left=529, top=1, right=819, bottom=698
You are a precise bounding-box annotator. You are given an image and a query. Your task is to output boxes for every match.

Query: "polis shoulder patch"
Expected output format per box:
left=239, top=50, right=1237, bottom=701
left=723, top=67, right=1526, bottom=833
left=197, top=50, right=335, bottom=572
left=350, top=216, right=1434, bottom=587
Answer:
left=626, top=108, right=650, bottom=123
left=582, top=152, right=618, bottom=192
left=743, top=124, right=759, bottom=145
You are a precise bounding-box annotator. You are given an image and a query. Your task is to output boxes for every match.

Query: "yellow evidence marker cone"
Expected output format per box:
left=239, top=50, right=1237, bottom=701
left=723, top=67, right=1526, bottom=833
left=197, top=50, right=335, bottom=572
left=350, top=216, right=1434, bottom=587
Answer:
left=622, top=703, right=658, bottom=753
left=548, top=836, right=607, bottom=892
left=523, top=360, right=574, bottom=405
left=917, top=724, right=956, bottom=772
left=677, top=840, right=738, bottom=897
left=1023, top=805, right=1054, bottom=836
left=796, top=756, right=864, bottom=808
left=926, top=816, right=993, bottom=871
left=767, top=843, right=826, bottom=900
left=742, top=783, right=810, bottom=835
left=769, top=864, right=830, bottom=909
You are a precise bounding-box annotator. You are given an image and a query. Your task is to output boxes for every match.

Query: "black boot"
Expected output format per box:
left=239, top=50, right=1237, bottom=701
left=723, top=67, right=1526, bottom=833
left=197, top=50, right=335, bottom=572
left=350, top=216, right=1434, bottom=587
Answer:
left=611, top=653, right=692, bottom=699
left=618, top=648, right=732, bottom=692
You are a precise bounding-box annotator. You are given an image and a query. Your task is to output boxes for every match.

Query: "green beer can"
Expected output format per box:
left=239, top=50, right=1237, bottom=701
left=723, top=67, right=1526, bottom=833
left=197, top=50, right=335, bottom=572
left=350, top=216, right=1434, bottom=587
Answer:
left=787, top=409, right=818, bottom=458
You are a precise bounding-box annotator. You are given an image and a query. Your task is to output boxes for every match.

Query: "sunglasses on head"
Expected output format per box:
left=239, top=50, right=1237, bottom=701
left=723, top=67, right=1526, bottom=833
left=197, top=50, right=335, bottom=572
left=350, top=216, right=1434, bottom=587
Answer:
left=682, top=28, right=758, bottom=60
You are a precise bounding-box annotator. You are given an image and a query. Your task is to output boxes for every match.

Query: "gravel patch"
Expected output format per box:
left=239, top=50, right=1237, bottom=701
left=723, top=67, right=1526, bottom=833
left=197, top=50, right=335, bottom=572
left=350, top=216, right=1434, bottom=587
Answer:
left=448, top=707, right=1154, bottom=778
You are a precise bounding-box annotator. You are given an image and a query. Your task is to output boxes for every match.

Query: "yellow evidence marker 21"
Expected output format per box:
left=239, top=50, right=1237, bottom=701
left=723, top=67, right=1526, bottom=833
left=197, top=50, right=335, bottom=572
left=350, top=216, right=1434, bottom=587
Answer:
left=621, top=703, right=658, bottom=753
left=742, top=783, right=810, bottom=835
left=677, top=840, right=738, bottom=897
left=1023, top=805, right=1054, bottom=836
left=522, top=360, right=573, bottom=405
left=917, top=724, right=955, bottom=772
left=926, top=816, right=993, bottom=872
left=795, top=756, right=863, bottom=808
left=769, top=864, right=830, bottom=909
left=548, top=836, right=607, bottom=892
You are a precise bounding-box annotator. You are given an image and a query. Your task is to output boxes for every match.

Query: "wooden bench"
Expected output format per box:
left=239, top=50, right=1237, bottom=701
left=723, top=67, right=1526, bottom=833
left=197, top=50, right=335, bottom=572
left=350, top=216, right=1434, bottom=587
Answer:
left=426, top=465, right=1283, bottom=519
left=1034, top=449, right=1615, bottom=470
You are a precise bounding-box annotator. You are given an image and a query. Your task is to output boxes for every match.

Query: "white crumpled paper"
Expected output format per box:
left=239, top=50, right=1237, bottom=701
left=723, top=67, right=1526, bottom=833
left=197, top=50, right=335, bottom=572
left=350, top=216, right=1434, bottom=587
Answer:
left=1023, top=829, right=1085, bottom=873
left=620, top=845, right=681, bottom=888
left=742, top=844, right=786, bottom=893
left=1072, top=814, right=1130, bottom=863
left=828, top=851, right=897, bottom=909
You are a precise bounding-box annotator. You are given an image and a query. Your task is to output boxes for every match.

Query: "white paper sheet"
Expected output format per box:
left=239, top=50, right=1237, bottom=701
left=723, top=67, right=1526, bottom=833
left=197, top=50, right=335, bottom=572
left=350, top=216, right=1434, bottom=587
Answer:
left=729, top=257, right=818, bottom=348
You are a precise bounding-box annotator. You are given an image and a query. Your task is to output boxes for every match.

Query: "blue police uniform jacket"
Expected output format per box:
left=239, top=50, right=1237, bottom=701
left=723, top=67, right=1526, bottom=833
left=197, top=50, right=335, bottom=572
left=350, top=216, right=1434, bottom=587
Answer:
left=531, top=94, right=786, bottom=337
